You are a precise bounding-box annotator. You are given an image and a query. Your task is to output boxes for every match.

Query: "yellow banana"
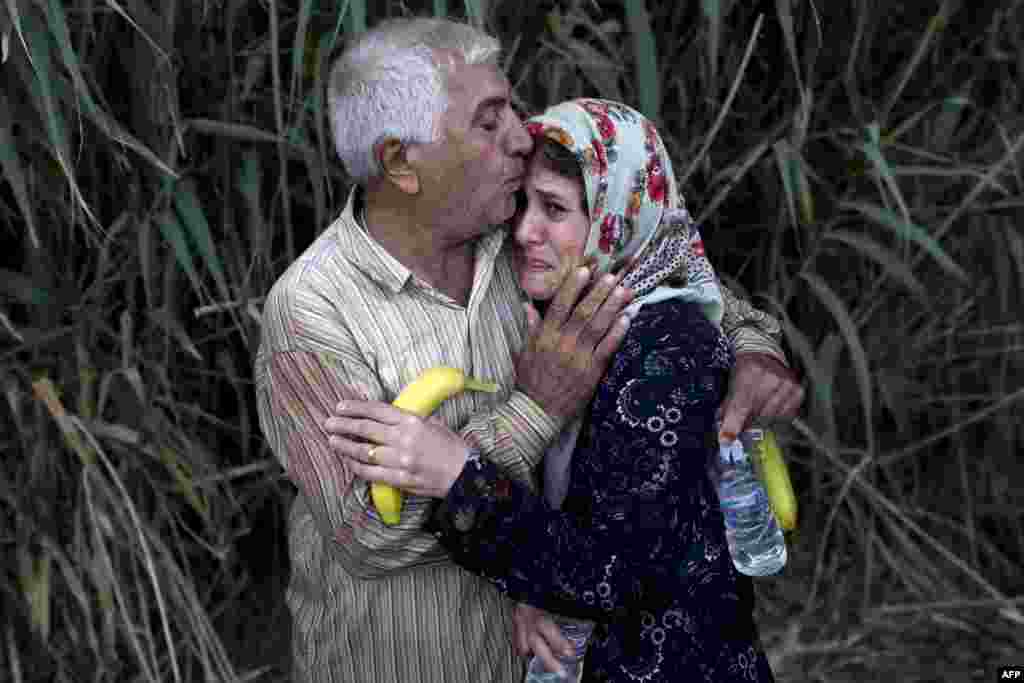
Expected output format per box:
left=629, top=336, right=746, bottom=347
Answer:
left=752, top=430, right=798, bottom=531
left=371, top=367, right=499, bottom=526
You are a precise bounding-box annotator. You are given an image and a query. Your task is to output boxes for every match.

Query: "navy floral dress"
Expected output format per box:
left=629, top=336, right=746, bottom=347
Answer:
left=427, top=300, right=776, bottom=682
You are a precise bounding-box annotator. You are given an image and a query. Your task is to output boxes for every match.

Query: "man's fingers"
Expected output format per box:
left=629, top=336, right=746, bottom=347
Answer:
left=581, top=282, right=632, bottom=349
left=718, top=390, right=754, bottom=442
left=543, top=266, right=592, bottom=335
left=513, top=616, right=530, bottom=657
left=327, top=436, right=392, bottom=467
left=333, top=399, right=406, bottom=424
left=780, top=385, right=806, bottom=418
left=754, top=386, right=791, bottom=422
left=528, top=636, right=566, bottom=678
left=567, top=272, right=617, bottom=328
left=539, top=617, right=574, bottom=658
left=523, top=301, right=541, bottom=338
left=592, top=314, right=632, bottom=372
left=324, top=415, right=393, bottom=445
left=343, top=457, right=405, bottom=490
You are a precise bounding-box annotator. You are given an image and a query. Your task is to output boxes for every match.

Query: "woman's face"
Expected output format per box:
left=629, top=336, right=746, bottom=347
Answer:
left=513, top=153, right=590, bottom=301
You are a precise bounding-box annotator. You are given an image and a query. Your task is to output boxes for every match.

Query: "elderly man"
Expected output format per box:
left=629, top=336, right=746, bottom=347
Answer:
left=255, top=17, right=802, bottom=683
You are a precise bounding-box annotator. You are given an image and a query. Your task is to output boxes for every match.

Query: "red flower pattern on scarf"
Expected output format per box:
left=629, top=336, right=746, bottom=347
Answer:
left=647, top=156, right=667, bottom=204
left=599, top=213, right=622, bottom=254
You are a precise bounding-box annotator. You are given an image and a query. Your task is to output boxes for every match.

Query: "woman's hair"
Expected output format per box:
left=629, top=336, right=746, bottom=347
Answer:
left=536, top=138, right=587, bottom=214
left=327, top=19, right=501, bottom=184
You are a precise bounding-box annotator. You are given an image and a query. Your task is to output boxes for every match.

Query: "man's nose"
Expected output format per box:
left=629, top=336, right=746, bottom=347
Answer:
left=506, top=112, right=533, bottom=157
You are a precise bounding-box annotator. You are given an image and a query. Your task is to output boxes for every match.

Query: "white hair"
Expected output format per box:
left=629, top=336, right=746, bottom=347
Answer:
left=327, top=18, right=502, bottom=185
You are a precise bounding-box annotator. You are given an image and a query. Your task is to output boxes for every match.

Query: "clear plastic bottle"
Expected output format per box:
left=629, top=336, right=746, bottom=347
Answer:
left=524, top=616, right=594, bottom=683
left=713, top=428, right=787, bottom=576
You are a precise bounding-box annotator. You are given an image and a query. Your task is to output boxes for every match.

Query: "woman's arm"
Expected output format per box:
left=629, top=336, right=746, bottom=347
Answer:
left=426, top=300, right=735, bottom=621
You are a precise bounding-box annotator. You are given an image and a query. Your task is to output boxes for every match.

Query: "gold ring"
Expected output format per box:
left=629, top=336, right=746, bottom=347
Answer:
left=366, top=445, right=380, bottom=465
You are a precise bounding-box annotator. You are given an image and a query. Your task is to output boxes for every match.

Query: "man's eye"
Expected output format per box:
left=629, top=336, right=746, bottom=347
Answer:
left=479, top=113, right=500, bottom=131
left=545, top=202, right=566, bottom=216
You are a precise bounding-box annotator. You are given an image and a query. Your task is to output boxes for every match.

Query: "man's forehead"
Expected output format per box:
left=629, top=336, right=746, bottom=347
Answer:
left=445, top=59, right=510, bottom=104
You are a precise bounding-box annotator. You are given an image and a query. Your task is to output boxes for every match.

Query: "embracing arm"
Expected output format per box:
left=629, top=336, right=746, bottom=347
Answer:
left=718, top=282, right=787, bottom=365
left=426, top=301, right=736, bottom=622
left=254, top=273, right=462, bottom=579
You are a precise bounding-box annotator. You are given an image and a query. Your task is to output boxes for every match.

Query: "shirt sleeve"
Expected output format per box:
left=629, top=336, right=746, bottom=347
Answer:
left=458, top=388, right=566, bottom=487
left=256, top=326, right=447, bottom=578
left=718, top=282, right=789, bottom=367
left=426, top=300, right=738, bottom=622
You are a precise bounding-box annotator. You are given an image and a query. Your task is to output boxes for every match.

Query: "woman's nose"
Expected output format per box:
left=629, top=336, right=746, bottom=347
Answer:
left=514, top=207, right=544, bottom=245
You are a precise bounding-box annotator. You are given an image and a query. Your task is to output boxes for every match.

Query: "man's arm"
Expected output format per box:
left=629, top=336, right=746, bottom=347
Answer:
left=718, top=282, right=786, bottom=363
left=257, top=344, right=451, bottom=578
left=716, top=282, right=805, bottom=438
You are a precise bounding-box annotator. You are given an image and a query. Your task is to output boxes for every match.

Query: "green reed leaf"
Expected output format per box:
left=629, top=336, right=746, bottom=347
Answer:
left=701, top=0, right=721, bottom=86
left=625, top=0, right=659, bottom=122
left=824, top=229, right=926, bottom=299
left=0, top=269, right=51, bottom=307
left=172, top=180, right=230, bottom=303
left=773, top=140, right=800, bottom=230
left=18, top=3, right=100, bottom=233
left=237, top=149, right=266, bottom=260
left=155, top=210, right=202, bottom=298
left=801, top=272, right=875, bottom=454
left=776, top=0, right=804, bottom=92
left=291, top=0, right=315, bottom=109
left=43, top=0, right=175, bottom=179
left=861, top=123, right=911, bottom=225
left=346, top=0, right=366, bottom=35
left=843, top=200, right=969, bottom=284
left=0, top=93, right=39, bottom=250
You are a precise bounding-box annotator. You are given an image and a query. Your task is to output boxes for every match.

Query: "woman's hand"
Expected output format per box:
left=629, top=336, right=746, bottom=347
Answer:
left=512, top=602, right=574, bottom=678
left=323, top=400, right=470, bottom=498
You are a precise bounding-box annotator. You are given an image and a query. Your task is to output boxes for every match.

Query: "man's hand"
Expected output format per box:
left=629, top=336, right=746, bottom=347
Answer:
left=512, top=602, right=573, bottom=678
left=324, top=402, right=470, bottom=498
left=516, top=264, right=634, bottom=422
left=718, top=352, right=805, bottom=441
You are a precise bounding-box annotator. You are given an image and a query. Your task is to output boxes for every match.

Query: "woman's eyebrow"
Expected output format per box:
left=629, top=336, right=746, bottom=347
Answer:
left=534, top=187, right=569, bottom=204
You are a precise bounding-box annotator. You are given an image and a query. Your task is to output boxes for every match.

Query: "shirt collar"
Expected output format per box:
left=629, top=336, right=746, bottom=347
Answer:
left=334, top=187, right=414, bottom=295
left=334, top=187, right=509, bottom=298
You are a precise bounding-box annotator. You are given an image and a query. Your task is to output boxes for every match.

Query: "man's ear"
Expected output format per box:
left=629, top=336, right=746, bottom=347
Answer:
left=376, top=138, right=420, bottom=195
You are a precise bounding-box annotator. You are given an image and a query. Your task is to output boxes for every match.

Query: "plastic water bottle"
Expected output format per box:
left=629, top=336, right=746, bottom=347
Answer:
left=713, top=428, right=787, bottom=576
left=524, top=616, right=594, bottom=683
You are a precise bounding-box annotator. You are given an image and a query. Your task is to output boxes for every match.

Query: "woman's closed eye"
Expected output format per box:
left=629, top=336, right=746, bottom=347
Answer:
left=544, top=201, right=568, bottom=219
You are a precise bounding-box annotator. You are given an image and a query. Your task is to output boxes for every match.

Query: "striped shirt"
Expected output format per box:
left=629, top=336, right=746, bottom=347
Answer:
left=253, top=189, right=785, bottom=683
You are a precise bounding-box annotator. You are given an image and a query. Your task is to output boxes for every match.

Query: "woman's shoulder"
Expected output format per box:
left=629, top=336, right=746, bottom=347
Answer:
left=624, top=298, right=725, bottom=352
left=598, top=298, right=734, bottom=393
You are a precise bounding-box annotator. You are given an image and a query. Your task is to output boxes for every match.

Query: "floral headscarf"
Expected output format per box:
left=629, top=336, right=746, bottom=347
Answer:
left=525, top=98, right=723, bottom=327
left=526, top=99, right=725, bottom=510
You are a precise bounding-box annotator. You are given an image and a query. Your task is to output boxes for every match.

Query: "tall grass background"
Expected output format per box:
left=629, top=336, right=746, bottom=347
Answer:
left=1, top=0, right=1022, bottom=680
